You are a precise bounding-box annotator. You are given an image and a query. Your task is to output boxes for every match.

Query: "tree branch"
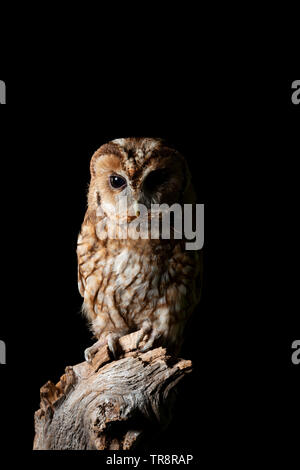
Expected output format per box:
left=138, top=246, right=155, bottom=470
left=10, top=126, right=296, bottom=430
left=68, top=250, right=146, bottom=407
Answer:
left=33, top=330, right=192, bottom=450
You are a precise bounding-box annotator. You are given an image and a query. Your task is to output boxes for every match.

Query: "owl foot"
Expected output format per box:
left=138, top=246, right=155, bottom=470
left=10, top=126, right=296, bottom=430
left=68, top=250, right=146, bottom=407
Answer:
left=84, top=332, right=123, bottom=363
left=140, top=328, right=163, bottom=352
left=84, top=338, right=106, bottom=363
left=136, top=320, right=152, bottom=348
left=107, top=332, right=122, bottom=359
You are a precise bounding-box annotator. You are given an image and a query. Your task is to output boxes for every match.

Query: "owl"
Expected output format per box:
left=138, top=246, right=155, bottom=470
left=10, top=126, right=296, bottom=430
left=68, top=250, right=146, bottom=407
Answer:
left=77, top=137, right=202, bottom=361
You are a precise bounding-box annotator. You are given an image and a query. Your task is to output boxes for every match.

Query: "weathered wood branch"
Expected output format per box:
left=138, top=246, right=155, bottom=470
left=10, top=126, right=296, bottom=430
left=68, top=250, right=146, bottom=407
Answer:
left=33, top=330, right=192, bottom=450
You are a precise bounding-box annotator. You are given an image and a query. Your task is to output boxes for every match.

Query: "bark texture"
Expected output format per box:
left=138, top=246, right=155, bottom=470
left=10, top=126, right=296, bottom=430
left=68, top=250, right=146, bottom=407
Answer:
left=33, top=330, right=192, bottom=450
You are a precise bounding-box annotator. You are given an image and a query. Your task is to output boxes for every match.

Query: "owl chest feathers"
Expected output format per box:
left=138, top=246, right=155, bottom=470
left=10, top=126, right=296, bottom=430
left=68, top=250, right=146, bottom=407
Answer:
left=79, top=234, right=198, bottom=335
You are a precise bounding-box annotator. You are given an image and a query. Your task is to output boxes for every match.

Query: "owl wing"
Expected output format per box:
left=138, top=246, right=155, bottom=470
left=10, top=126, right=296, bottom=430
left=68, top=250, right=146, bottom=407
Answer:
left=76, top=215, right=94, bottom=299
left=76, top=212, right=103, bottom=300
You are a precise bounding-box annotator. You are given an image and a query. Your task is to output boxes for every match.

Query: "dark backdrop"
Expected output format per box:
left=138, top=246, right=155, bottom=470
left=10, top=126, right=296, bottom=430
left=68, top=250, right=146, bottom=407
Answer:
left=0, top=77, right=299, bottom=464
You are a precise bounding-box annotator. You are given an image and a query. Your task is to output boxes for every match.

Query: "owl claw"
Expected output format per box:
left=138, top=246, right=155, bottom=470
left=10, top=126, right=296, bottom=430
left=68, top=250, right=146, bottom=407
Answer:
left=84, top=338, right=106, bottom=363
left=85, top=326, right=162, bottom=363
left=140, top=329, right=162, bottom=352
left=136, top=320, right=152, bottom=348
left=84, top=348, right=93, bottom=363
left=84, top=333, right=124, bottom=363
left=107, top=332, right=122, bottom=359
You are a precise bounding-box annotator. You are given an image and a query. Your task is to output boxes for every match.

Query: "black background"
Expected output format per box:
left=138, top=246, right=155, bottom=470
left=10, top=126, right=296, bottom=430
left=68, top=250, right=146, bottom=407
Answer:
left=0, top=76, right=299, bottom=465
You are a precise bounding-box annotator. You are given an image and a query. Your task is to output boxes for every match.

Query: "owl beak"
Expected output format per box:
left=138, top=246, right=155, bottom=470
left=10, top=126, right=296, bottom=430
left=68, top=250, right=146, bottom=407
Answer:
left=125, top=201, right=140, bottom=222
left=133, top=201, right=140, bottom=218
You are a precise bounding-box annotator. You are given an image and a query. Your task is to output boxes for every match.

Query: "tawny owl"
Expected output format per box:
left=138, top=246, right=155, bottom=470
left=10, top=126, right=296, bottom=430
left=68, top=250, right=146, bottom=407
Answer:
left=77, top=137, right=202, bottom=361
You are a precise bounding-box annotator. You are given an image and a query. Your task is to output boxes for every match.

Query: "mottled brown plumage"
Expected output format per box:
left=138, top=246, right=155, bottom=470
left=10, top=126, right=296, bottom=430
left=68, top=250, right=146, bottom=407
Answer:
left=77, top=138, right=202, bottom=361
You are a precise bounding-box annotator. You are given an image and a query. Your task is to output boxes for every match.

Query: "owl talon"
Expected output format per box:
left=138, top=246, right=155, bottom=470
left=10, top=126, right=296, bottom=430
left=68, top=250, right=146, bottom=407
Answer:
left=107, top=332, right=122, bottom=359
left=140, top=330, right=162, bottom=352
left=84, top=333, right=124, bottom=362
left=84, top=338, right=106, bottom=363
left=84, top=348, right=92, bottom=363
left=84, top=345, right=95, bottom=363
left=136, top=320, right=152, bottom=348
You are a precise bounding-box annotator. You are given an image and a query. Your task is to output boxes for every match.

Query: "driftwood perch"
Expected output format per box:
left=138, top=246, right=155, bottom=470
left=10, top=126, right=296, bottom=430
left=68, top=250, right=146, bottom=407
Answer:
left=33, top=330, right=192, bottom=450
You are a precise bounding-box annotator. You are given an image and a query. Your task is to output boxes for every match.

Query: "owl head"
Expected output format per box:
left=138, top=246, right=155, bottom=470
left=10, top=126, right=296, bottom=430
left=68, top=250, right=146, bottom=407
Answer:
left=87, top=137, right=195, bottom=223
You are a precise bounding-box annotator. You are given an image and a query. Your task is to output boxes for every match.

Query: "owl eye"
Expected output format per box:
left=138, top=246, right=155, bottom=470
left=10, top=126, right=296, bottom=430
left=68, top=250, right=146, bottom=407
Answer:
left=109, top=175, right=127, bottom=189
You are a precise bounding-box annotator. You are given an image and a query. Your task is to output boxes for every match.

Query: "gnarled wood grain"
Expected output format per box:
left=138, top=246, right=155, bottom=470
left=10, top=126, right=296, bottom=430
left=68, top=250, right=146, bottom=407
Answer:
left=33, top=330, right=192, bottom=450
